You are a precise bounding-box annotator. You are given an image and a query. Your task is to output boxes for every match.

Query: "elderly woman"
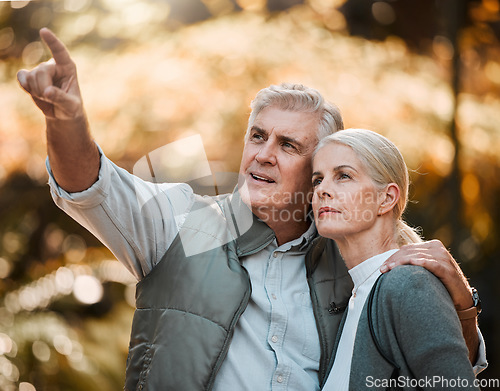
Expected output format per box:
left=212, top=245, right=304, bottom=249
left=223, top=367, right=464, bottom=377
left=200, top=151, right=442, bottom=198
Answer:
left=312, top=129, right=479, bottom=391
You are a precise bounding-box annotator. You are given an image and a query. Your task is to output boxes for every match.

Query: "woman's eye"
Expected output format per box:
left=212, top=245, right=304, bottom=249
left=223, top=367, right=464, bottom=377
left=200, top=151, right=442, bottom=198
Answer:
left=312, top=178, right=322, bottom=187
left=339, top=173, right=351, bottom=180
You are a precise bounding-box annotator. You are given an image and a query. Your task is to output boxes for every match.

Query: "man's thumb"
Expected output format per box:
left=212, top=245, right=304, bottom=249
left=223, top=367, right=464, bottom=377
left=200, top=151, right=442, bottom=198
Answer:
left=43, top=85, right=62, bottom=103
left=43, top=85, right=82, bottom=119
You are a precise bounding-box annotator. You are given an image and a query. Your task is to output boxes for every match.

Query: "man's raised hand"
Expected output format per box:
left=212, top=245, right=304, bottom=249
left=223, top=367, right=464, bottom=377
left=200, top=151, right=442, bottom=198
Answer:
left=17, top=28, right=83, bottom=120
left=17, top=28, right=98, bottom=193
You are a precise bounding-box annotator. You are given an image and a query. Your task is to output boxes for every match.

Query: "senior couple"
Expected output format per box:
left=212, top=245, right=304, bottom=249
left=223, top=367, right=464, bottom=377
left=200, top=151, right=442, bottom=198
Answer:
left=18, top=28, right=486, bottom=390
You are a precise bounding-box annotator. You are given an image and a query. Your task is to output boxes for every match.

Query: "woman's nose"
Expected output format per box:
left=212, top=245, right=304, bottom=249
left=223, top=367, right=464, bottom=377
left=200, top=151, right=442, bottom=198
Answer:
left=315, top=183, right=332, bottom=199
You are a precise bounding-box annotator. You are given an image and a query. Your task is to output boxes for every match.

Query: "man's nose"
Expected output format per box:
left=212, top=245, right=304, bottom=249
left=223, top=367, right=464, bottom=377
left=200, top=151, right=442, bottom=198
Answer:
left=255, top=143, right=277, bottom=165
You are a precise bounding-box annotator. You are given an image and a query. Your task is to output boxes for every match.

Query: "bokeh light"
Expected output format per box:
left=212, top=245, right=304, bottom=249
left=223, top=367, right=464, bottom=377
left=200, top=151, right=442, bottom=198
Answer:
left=73, top=275, right=103, bottom=305
left=1, top=0, right=500, bottom=389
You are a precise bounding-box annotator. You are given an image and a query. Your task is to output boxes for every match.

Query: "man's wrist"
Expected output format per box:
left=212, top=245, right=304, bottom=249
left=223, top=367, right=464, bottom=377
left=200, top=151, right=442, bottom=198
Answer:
left=457, top=287, right=482, bottom=320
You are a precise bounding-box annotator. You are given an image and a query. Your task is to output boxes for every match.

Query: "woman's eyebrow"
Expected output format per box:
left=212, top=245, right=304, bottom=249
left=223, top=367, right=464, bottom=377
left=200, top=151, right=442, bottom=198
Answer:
left=333, top=164, right=358, bottom=173
left=312, top=165, right=358, bottom=178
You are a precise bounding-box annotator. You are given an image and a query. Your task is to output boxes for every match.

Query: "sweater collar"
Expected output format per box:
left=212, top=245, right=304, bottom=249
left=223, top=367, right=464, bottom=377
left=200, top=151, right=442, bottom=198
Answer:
left=348, top=249, right=399, bottom=289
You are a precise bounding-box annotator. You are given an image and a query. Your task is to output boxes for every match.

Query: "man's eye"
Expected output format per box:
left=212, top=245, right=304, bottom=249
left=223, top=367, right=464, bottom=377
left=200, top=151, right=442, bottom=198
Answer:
left=282, top=142, right=297, bottom=151
left=251, top=133, right=264, bottom=140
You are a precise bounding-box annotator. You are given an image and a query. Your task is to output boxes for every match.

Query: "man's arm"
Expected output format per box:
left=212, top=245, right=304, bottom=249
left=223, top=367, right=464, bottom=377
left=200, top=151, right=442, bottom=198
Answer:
left=380, top=240, right=480, bottom=364
left=17, top=28, right=99, bottom=192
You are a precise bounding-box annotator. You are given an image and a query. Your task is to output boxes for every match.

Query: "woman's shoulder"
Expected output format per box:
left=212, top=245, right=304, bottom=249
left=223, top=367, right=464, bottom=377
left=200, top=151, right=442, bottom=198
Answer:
left=372, top=265, right=458, bottom=331
left=376, top=265, right=448, bottom=301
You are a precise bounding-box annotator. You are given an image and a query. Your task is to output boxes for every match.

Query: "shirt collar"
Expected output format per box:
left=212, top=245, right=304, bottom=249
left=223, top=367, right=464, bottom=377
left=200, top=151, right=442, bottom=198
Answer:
left=297, top=222, right=317, bottom=251
left=274, top=222, right=317, bottom=252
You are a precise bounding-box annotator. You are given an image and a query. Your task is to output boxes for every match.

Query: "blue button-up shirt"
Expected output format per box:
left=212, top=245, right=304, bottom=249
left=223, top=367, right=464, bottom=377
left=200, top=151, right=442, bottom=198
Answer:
left=213, top=223, right=321, bottom=391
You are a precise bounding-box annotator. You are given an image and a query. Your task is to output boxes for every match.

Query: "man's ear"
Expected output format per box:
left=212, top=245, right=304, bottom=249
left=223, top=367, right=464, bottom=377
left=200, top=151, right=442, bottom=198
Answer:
left=377, top=183, right=400, bottom=216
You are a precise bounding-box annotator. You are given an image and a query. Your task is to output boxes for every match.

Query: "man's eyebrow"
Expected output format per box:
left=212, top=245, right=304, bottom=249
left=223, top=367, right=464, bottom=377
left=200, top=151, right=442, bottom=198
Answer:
left=250, top=125, right=267, bottom=135
left=249, top=126, right=305, bottom=150
left=277, top=134, right=304, bottom=150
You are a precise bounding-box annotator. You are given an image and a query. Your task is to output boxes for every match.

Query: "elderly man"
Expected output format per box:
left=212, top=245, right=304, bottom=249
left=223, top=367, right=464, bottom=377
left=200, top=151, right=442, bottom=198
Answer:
left=18, top=29, right=485, bottom=390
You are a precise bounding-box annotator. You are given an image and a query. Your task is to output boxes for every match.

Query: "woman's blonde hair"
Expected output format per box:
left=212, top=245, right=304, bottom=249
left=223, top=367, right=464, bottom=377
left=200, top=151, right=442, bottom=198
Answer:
left=315, top=128, right=422, bottom=246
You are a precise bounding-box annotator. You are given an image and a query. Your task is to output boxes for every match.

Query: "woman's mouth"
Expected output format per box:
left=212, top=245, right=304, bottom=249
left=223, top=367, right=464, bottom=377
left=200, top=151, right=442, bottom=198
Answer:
left=318, top=206, right=341, bottom=217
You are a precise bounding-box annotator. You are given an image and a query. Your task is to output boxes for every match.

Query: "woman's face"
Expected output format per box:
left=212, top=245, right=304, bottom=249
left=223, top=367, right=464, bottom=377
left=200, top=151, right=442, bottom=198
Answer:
left=312, top=142, right=383, bottom=240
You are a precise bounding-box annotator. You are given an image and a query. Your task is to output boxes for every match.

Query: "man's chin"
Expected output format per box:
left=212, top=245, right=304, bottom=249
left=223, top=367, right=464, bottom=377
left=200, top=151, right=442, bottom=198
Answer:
left=240, top=185, right=276, bottom=208
left=245, top=197, right=274, bottom=212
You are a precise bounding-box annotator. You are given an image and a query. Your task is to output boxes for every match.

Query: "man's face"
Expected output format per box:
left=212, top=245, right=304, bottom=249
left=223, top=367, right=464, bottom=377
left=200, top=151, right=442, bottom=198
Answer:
left=238, top=106, right=319, bottom=223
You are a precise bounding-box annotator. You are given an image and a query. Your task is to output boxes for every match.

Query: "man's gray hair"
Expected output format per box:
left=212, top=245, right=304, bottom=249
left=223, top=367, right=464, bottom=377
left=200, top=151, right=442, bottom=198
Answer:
left=245, top=83, right=344, bottom=141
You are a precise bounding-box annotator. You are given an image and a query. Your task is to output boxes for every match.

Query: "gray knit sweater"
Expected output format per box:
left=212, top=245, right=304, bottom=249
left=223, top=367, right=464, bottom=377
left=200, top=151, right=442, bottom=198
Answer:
left=330, top=265, right=479, bottom=391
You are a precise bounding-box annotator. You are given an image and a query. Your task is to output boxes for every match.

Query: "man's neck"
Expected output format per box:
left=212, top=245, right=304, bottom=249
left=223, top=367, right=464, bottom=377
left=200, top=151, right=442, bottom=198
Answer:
left=254, top=208, right=311, bottom=246
left=273, top=220, right=311, bottom=246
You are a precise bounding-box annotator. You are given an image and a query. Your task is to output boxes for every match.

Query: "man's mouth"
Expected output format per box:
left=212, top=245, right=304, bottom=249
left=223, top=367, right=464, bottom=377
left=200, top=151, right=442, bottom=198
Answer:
left=250, top=173, right=275, bottom=183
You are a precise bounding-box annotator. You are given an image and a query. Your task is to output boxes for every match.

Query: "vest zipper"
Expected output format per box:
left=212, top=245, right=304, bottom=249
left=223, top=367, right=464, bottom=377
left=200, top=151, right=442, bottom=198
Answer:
left=205, top=249, right=252, bottom=391
left=307, top=274, right=329, bottom=387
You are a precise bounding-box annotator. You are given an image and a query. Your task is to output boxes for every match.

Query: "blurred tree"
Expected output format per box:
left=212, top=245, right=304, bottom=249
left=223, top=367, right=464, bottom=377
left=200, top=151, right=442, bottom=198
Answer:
left=1, top=0, right=500, bottom=389
left=336, top=0, right=499, bottom=252
left=335, top=1, right=500, bottom=386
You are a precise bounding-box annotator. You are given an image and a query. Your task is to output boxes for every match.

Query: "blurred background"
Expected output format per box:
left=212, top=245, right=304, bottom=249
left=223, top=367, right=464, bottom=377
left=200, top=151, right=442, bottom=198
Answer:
left=1, top=0, right=499, bottom=389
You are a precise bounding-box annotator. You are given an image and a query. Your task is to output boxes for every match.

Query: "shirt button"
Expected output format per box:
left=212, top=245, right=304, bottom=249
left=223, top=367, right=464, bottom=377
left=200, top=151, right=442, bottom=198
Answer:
left=271, top=294, right=277, bottom=300
left=277, top=375, right=284, bottom=383
left=271, top=335, right=278, bottom=343
left=273, top=252, right=278, bottom=258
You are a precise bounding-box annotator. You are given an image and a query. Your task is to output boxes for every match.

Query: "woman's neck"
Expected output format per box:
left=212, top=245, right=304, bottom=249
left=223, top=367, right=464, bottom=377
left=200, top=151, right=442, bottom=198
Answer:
left=335, top=219, right=399, bottom=270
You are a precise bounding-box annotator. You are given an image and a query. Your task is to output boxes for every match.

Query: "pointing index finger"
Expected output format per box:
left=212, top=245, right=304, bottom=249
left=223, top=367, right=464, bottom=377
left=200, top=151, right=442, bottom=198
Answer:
left=39, top=28, right=72, bottom=66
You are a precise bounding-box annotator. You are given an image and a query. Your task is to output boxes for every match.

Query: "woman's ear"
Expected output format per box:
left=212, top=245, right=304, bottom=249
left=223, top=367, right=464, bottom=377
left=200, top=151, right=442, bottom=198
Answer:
left=377, top=183, right=400, bottom=216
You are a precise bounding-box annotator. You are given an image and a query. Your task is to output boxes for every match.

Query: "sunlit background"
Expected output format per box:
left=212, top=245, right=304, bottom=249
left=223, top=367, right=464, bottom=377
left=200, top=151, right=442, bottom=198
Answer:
left=1, top=0, right=500, bottom=389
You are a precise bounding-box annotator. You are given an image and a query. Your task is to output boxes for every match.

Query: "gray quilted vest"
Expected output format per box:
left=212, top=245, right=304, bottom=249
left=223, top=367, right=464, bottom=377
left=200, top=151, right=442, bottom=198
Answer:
left=124, top=190, right=353, bottom=390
